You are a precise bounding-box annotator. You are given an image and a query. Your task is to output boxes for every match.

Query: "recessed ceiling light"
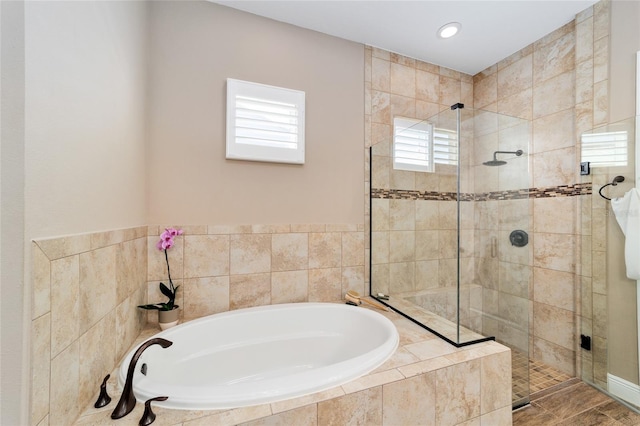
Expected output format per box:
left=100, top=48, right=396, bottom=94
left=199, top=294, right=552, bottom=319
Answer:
left=437, top=22, right=461, bottom=39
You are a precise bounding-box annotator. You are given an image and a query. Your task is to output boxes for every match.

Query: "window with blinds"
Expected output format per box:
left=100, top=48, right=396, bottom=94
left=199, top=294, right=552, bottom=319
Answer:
left=433, top=128, right=459, bottom=166
left=581, top=130, right=628, bottom=167
left=393, top=117, right=458, bottom=172
left=226, top=79, right=305, bottom=164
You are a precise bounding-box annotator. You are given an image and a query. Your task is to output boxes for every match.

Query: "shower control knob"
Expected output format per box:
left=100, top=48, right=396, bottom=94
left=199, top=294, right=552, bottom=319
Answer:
left=509, top=230, right=528, bottom=247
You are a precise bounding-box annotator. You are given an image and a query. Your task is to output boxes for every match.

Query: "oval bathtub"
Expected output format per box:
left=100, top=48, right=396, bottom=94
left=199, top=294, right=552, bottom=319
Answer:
left=119, top=302, right=399, bottom=410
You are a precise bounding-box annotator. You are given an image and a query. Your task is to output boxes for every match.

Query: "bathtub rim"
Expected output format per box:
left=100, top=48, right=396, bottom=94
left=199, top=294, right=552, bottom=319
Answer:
left=120, top=302, right=399, bottom=410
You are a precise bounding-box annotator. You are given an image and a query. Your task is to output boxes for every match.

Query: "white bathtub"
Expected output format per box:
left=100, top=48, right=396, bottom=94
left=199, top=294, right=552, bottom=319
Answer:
left=119, top=302, right=399, bottom=410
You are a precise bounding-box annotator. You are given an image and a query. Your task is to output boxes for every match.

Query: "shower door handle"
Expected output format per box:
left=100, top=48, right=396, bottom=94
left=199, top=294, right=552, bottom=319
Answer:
left=491, top=237, right=497, bottom=258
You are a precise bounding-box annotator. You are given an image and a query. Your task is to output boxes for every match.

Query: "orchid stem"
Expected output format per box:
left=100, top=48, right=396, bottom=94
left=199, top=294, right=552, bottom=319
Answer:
left=164, top=249, right=173, bottom=290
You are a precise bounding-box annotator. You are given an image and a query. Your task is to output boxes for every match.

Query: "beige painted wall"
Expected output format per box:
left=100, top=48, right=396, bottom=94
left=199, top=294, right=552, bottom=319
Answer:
left=609, top=0, right=640, bottom=123
left=1, top=1, right=26, bottom=423
left=607, top=208, right=639, bottom=384
left=146, top=2, right=364, bottom=225
left=16, top=2, right=149, bottom=424
left=606, top=0, right=640, bottom=385
left=25, top=1, right=148, bottom=240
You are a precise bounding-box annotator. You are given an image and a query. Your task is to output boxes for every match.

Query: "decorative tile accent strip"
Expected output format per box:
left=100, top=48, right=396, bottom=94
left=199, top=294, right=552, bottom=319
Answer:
left=372, top=183, right=592, bottom=201
left=528, top=182, right=592, bottom=198
left=371, top=189, right=471, bottom=201
left=474, top=189, right=531, bottom=201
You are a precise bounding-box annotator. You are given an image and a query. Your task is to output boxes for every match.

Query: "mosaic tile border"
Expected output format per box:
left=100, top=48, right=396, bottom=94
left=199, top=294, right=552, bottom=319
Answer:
left=371, top=183, right=592, bottom=201
left=371, top=189, right=472, bottom=201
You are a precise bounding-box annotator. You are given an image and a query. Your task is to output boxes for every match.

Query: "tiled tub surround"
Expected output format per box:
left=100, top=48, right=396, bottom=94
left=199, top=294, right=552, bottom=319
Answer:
left=30, top=224, right=365, bottom=426
left=73, top=306, right=512, bottom=426
left=30, top=226, right=149, bottom=426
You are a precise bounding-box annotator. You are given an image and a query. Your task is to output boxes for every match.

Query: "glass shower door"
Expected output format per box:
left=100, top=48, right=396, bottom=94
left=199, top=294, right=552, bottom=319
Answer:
left=370, top=105, right=533, bottom=407
left=579, top=117, right=638, bottom=410
left=470, top=108, right=533, bottom=408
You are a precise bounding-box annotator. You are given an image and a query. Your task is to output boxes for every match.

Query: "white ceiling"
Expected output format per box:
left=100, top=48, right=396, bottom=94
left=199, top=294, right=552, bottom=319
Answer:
left=212, top=0, right=598, bottom=75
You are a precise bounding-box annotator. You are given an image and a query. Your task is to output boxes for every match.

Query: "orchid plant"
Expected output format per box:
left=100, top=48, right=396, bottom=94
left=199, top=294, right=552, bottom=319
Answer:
left=138, top=227, right=183, bottom=312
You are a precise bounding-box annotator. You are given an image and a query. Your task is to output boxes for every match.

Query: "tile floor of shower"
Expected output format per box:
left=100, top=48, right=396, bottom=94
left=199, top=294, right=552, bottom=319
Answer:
left=511, top=349, right=573, bottom=405
left=511, top=349, right=640, bottom=425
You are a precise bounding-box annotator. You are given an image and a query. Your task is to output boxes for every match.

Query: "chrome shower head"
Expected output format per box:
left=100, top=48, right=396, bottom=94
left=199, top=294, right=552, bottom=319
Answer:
left=483, top=149, right=523, bottom=167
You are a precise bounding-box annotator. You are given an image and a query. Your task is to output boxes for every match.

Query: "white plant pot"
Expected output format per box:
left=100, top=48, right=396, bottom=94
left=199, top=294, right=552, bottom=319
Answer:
left=158, top=308, right=179, bottom=330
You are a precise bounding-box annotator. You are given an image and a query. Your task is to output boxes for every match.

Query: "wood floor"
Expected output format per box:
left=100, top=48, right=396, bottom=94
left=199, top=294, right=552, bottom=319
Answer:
left=513, top=380, right=640, bottom=425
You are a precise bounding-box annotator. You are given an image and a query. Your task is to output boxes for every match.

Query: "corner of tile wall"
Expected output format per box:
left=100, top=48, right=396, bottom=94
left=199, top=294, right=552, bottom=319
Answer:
left=30, top=226, right=148, bottom=426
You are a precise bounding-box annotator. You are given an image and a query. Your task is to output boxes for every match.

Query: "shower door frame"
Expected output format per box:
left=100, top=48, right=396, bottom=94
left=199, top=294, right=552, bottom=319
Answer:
left=367, top=103, right=496, bottom=348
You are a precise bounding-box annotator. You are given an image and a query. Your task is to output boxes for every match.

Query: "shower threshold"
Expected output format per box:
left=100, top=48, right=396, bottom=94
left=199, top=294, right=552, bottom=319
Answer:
left=376, top=291, right=494, bottom=347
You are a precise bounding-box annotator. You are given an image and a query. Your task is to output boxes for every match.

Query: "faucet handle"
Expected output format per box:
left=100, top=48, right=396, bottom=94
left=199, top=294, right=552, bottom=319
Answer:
left=139, top=396, right=168, bottom=426
left=93, top=374, right=112, bottom=408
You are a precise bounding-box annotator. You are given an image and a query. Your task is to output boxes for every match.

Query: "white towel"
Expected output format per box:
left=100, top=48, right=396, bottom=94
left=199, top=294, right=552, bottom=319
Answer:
left=611, top=188, right=640, bottom=279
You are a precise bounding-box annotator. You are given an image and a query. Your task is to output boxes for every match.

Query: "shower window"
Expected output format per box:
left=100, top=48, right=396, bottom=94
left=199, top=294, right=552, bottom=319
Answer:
left=433, top=128, right=459, bottom=166
left=393, top=117, right=434, bottom=172
left=392, top=117, right=459, bottom=172
left=581, top=129, right=629, bottom=167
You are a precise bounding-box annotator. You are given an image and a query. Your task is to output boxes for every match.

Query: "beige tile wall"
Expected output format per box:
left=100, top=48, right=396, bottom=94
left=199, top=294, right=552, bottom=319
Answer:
left=471, top=110, right=533, bottom=353
left=472, top=1, right=610, bottom=376
left=31, top=223, right=365, bottom=425
left=575, top=0, right=613, bottom=389
left=367, top=0, right=610, bottom=377
left=146, top=224, right=365, bottom=325
left=474, top=29, right=575, bottom=373
left=365, top=46, right=475, bottom=323
left=30, top=226, right=148, bottom=426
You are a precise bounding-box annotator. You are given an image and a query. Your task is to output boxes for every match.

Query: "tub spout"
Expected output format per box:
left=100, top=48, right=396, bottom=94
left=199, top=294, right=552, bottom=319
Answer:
left=111, top=338, right=173, bottom=419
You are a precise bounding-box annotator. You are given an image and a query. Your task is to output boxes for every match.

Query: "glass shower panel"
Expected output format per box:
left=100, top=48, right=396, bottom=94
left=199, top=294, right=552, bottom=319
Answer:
left=370, top=105, right=533, bottom=407
left=579, top=117, right=638, bottom=411
left=472, top=109, right=533, bottom=408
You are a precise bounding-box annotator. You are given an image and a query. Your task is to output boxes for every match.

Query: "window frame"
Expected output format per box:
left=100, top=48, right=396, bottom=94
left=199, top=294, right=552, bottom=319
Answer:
left=226, top=78, right=306, bottom=164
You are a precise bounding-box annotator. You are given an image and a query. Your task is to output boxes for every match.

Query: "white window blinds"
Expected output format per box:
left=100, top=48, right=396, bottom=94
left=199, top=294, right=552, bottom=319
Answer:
left=393, top=117, right=458, bottom=172
left=226, top=79, right=305, bottom=164
left=433, top=128, right=459, bottom=166
left=393, top=117, right=433, bottom=172
left=581, top=130, right=628, bottom=167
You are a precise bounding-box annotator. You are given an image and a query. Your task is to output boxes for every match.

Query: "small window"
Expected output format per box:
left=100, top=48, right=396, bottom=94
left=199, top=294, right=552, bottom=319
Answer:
left=393, top=117, right=433, bottom=172
left=393, top=117, right=458, bottom=172
left=226, top=78, right=305, bottom=164
left=433, top=128, right=459, bottom=166
left=581, top=130, right=628, bottom=167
